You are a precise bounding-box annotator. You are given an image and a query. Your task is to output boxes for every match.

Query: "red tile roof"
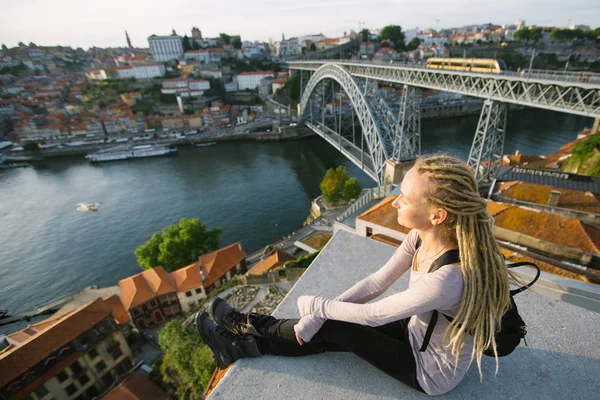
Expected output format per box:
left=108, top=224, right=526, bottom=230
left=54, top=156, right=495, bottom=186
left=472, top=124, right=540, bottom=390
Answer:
left=103, top=295, right=130, bottom=324
left=495, top=181, right=600, bottom=214
left=490, top=200, right=600, bottom=253
left=102, top=373, right=173, bottom=400
left=357, top=196, right=411, bottom=234
left=119, top=267, right=176, bottom=310
left=248, top=249, right=295, bottom=275
left=0, top=299, right=112, bottom=389
left=198, top=243, right=246, bottom=287
left=204, top=366, right=231, bottom=398
left=170, top=263, right=203, bottom=292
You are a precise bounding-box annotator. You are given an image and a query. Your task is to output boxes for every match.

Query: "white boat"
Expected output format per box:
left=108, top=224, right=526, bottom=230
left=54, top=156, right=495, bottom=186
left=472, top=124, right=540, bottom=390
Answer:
left=86, top=144, right=177, bottom=163
left=76, top=202, right=102, bottom=212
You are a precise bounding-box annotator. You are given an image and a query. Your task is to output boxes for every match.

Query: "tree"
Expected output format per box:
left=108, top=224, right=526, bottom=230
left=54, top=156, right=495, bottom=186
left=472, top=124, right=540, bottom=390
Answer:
left=232, top=36, right=242, bottom=49
left=135, top=218, right=222, bottom=272
left=22, top=142, right=40, bottom=152
left=406, top=37, right=421, bottom=51
left=530, top=27, right=543, bottom=44
left=513, top=29, right=531, bottom=43
left=158, top=319, right=216, bottom=398
left=191, top=40, right=201, bottom=50
left=219, top=33, right=231, bottom=45
left=310, top=42, right=317, bottom=52
left=182, top=35, right=192, bottom=52
left=380, top=25, right=406, bottom=51
left=343, top=178, right=362, bottom=201
left=359, top=28, right=370, bottom=42
left=320, top=166, right=351, bottom=204
left=285, top=74, right=300, bottom=102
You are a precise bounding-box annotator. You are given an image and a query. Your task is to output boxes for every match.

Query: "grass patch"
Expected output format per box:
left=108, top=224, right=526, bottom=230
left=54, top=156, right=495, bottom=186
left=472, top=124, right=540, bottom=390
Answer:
left=302, top=233, right=332, bottom=250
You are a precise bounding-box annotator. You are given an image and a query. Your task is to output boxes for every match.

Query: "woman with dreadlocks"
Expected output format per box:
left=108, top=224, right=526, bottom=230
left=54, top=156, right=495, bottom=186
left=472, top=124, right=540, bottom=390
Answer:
left=193, top=155, right=512, bottom=395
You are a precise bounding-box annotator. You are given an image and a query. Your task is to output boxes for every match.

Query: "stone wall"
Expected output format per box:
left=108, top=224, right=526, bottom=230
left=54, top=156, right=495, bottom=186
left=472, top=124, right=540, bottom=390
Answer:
left=239, top=267, right=306, bottom=285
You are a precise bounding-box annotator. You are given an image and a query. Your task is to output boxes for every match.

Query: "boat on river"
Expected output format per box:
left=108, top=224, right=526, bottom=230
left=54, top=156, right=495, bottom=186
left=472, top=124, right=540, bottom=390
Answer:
left=86, top=144, right=177, bottom=163
left=195, top=142, right=217, bottom=147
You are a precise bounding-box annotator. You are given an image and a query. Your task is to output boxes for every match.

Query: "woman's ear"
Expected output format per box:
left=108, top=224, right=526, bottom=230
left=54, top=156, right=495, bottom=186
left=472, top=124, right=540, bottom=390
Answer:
left=430, top=208, right=448, bottom=226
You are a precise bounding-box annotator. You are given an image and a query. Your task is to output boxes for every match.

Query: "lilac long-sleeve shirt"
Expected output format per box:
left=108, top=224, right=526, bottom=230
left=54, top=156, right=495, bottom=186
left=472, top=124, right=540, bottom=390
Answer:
left=293, top=230, right=473, bottom=395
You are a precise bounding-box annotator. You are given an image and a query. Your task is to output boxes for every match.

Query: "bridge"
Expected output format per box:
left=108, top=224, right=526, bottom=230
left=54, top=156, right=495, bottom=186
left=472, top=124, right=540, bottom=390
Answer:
left=289, top=60, right=600, bottom=184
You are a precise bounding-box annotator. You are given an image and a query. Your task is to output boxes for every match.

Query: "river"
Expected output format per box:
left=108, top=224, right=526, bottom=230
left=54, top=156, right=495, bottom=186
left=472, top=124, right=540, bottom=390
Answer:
left=0, top=108, right=593, bottom=334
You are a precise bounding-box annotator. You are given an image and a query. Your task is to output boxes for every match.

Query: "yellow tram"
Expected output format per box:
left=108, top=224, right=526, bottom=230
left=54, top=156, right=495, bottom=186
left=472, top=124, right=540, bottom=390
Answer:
left=425, top=58, right=507, bottom=73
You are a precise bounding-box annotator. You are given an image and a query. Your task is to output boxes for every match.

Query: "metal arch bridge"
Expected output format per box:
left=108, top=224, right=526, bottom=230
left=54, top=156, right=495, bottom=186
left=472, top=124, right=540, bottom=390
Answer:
left=289, top=60, right=600, bottom=185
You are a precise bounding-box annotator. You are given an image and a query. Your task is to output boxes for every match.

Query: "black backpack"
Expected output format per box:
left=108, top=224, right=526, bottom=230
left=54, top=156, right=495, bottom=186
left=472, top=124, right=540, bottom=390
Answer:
left=415, top=238, right=540, bottom=357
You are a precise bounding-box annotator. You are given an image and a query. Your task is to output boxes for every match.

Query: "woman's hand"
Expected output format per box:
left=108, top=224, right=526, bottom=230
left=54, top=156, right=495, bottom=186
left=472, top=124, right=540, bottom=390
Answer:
left=295, top=333, right=304, bottom=346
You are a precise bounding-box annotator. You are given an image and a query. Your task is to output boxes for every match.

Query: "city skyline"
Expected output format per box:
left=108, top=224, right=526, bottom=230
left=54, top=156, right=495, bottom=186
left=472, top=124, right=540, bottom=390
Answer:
left=1, top=0, right=599, bottom=49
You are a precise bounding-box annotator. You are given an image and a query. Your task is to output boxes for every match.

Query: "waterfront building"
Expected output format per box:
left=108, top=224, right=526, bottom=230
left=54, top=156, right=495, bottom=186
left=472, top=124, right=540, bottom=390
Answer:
left=148, top=32, right=184, bottom=62
left=248, top=249, right=295, bottom=275
left=237, top=71, right=275, bottom=91
left=118, top=267, right=182, bottom=330
left=0, top=299, right=135, bottom=400
left=169, top=263, right=207, bottom=313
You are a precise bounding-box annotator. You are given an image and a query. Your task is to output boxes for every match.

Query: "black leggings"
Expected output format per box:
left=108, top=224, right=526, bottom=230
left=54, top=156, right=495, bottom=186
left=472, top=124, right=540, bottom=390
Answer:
left=250, top=314, right=425, bottom=393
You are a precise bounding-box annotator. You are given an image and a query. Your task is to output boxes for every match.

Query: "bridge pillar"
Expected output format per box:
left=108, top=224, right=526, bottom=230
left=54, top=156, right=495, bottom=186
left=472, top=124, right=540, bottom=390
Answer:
left=467, top=100, right=507, bottom=183
left=396, top=85, right=421, bottom=161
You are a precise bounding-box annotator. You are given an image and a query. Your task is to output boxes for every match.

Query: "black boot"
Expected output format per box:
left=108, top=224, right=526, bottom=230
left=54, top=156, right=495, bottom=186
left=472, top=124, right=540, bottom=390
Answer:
left=195, top=312, right=261, bottom=369
left=210, top=297, right=261, bottom=336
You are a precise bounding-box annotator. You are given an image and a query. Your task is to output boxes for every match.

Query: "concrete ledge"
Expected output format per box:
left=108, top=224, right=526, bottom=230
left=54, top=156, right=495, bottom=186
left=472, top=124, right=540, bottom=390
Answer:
left=212, top=230, right=600, bottom=399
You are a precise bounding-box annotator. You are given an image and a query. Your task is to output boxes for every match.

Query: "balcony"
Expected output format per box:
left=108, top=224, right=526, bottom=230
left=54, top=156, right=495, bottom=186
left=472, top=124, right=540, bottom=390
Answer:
left=211, top=229, right=600, bottom=399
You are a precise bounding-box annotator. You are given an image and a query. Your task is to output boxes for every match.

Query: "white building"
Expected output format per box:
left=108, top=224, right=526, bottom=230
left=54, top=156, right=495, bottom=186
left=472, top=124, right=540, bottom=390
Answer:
left=85, top=63, right=166, bottom=80
left=148, top=31, right=184, bottom=62
left=184, top=50, right=210, bottom=63
left=161, top=79, right=210, bottom=97
left=237, top=71, right=275, bottom=91
left=276, top=38, right=301, bottom=58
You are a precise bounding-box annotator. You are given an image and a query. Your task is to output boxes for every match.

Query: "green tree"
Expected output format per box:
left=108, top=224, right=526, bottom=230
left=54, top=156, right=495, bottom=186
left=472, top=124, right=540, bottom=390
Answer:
left=135, top=218, right=222, bottom=271
left=232, top=36, right=242, bottom=49
left=359, top=29, right=370, bottom=42
left=513, top=29, right=531, bottom=43
left=380, top=25, right=406, bottom=51
left=320, top=166, right=350, bottom=204
left=530, top=27, right=543, bottom=44
left=158, top=319, right=216, bottom=398
left=182, top=35, right=192, bottom=52
left=219, top=33, right=231, bottom=45
left=191, top=40, right=201, bottom=50
left=285, top=74, right=300, bottom=102
left=310, top=43, right=317, bottom=52
left=343, top=178, right=362, bottom=201
left=406, top=37, right=421, bottom=51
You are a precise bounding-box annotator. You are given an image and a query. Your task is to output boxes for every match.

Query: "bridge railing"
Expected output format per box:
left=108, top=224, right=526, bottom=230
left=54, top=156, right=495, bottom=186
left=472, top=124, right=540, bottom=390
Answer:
left=336, top=184, right=395, bottom=222
left=290, top=59, right=600, bottom=85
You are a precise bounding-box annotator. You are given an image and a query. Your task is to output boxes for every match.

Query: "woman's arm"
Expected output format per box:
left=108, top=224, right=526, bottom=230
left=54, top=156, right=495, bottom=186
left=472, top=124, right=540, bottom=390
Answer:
left=297, top=266, right=464, bottom=327
left=294, top=230, right=419, bottom=341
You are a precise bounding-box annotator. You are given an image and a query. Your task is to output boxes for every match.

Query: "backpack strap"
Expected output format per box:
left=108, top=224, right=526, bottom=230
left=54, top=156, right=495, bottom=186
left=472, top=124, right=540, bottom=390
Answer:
left=419, top=248, right=461, bottom=352
left=507, top=261, right=541, bottom=295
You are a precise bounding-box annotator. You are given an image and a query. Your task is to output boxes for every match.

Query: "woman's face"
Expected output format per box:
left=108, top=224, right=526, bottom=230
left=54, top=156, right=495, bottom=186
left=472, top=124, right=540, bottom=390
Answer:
left=391, top=167, right=435, bottom=229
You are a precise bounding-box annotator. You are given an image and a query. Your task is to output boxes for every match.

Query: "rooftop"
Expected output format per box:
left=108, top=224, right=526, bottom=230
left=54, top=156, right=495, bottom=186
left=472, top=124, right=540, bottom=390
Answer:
left=102, top=372, right=172, bottom=400
left=199, top=242, right=246, bottom=287
left=211, top=230, right=600, bottom=399
left=248, top=249, right=295, bottom=275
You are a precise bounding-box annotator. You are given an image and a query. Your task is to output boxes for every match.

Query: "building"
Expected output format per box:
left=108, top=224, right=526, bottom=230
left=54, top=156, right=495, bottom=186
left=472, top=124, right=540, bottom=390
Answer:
left=237, top=71, right=275, bottom=91
left=118, top=267, right=182, bottom=330
left=355, top=195, right=411, bottom=245
left=276, top=37, right=300, bottom=58
left=184, top=49, right=209, bottom=63
left=0, top=299, right=134, bottom=400
left=102, top=372, right=172, bottom=400
left=85, top=63, right=166, bottom=80
left=197, top=242, right=247, bottom=294
left=248, top=249, right=295, bottom=275
left=161, top=79, right=210, bottom=97
left=148, top=31, right=184, bottom=62
left=169, top=263, right=207, bottom=313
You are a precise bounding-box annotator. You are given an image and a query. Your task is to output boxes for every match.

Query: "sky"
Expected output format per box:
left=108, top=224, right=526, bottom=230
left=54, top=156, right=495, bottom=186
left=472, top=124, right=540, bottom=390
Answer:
left=1, top=0, right=599, bottom=49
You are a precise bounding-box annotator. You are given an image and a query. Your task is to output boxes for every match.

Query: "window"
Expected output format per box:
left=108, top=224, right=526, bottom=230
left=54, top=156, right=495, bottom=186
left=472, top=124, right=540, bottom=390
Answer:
left=366, top=227, right=373, bottom=237
left=84, top=386, right=99, bottom=399
left=100, top=373, right=113, bottom=388
left=95, top=361, right=106, bottom=373
left=185, top=291, right=192, bottom=297
left=65, top=383, right=77, bottom=396
left=78, top=373, right=90, bottom=386
left=150, top=300, right=157, bottom=307
left=132, top=308, right=140, bottom=316
left=69, top=361, right=83, bottom=375
left=111, top=347, right=123, bottom=360
left=195, top=288, right=202, bottom=294
left=34, top=385, right=49, bottom=399
left=88, top=348, right=98, bottom=360
left=56, top=371, right=68, bottom=383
